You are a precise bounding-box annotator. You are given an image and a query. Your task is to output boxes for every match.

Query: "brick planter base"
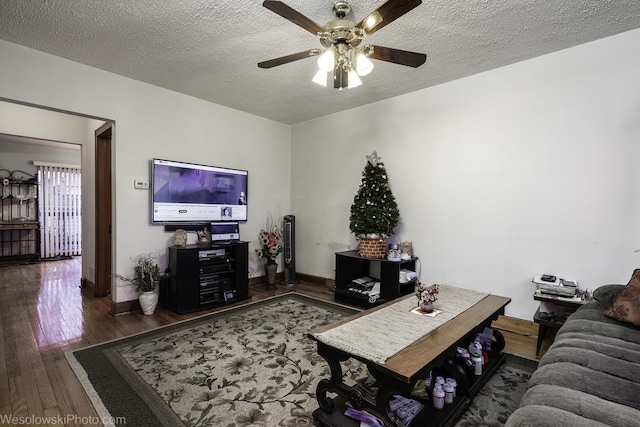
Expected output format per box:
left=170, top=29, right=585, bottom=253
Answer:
left=358, top=237, right=387, bottom=259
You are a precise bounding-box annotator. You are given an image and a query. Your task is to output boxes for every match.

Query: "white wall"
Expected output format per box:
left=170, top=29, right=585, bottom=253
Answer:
left=2, top=28, right=639, bottom=315
left=291, top=28, right=640, bottom=320
left=0, top=140, right=81, bottom=175
left=0, top=40, right=291, bottom=303
left=0, top=101, right=99, bottom=147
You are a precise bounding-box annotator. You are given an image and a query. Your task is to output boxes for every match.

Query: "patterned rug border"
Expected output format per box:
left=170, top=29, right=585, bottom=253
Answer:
left=65, top=293, right=360, bottom=427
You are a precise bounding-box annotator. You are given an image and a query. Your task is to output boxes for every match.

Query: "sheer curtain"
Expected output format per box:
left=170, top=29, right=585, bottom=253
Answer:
left=36, top=163, right=82, bottom=259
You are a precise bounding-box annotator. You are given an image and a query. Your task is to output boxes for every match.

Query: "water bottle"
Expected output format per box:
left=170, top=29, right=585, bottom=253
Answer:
left=443, top=382, right=455, bottom=404
left=469, top=337, right=482, bottom=355
left=445, top=378, right=457, bottom=398
left=435, top=375, right=445, bottom=387
left=472, top=352, right=483, bottom=376
left=432, top=384, right=445, bottom=410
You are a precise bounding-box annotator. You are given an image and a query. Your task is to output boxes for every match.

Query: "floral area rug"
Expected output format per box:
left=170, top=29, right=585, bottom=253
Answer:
left=67, top=293, right=367, bottom=427
left=67, top=293, right=536, bottom=427
left=455, top=354, right=537, bottom=427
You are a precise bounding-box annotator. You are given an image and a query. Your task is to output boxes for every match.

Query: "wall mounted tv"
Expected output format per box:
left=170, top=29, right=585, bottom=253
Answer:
left=151, top=159, right=248, bottom=224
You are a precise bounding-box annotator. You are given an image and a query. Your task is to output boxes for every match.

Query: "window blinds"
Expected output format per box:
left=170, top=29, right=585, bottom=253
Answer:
left=37, top=165, right=82, bottom=259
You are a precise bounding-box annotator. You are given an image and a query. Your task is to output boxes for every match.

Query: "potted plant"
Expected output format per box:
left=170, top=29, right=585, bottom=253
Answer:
left=255, top=212, right=284, bottom=289
left=349, top=151, right=400, bottom=258
left=116, top=253, right=161, bottom=315
left=416, top=284, right=439, bottom=313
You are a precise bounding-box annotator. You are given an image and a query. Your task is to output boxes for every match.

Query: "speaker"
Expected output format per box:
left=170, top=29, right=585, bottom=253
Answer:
left=283, top=215, right=297, bottom=285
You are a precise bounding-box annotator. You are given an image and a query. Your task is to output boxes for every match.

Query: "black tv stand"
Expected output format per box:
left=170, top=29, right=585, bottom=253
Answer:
left=164, top=241, right=249, bottom=314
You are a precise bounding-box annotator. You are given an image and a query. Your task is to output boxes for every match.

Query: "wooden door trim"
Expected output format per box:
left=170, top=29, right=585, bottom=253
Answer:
left=95, top=123, right=113, bottom=300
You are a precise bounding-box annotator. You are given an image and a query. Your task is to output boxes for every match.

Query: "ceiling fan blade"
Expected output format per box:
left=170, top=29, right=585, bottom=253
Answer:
left=263, top=1, right=325, bottom=35
left=357, top=0, right=422, bottom=36
left=258, top=50, right=319, bottom=69
left=369, top=45, right=426, bottom=67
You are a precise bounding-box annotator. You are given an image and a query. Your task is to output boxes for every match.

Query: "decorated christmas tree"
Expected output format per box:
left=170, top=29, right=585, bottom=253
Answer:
left=349, top=151, right=400, bottom=239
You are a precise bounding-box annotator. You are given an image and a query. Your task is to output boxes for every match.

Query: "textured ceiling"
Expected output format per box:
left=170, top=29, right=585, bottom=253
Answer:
left=1, top=1, right=639, bottom=125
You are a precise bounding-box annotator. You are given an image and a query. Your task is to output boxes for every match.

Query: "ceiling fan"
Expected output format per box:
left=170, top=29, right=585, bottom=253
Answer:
left=258, top=0, right=427, bottom=90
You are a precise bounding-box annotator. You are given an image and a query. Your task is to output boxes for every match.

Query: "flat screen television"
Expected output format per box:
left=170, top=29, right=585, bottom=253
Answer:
left=151, top=158, right=248, bottom=224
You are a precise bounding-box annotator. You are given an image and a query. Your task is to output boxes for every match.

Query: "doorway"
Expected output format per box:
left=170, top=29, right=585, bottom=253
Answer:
left=0, top=99, right=114, bottom=301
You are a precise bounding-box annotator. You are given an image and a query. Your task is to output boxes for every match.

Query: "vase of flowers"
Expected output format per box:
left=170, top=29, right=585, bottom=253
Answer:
left=256, top=213, right=284, bottom=289
left=116, top=253, right=161, bottom=315
left=416, top=284, right=439, bottom=313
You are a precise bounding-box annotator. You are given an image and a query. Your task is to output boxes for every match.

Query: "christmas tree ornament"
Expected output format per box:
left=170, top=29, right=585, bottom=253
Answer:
left=366, top=150, right=381, bottom=167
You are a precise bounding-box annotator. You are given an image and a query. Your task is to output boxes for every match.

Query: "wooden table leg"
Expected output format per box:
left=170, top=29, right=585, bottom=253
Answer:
left=536, top=324, right=547, bottom=356
left=314, top=342, right=410, bottom=427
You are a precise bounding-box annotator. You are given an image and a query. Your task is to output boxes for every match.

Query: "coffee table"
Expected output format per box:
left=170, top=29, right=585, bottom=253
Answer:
left=308, top=289, right=510, bottom=427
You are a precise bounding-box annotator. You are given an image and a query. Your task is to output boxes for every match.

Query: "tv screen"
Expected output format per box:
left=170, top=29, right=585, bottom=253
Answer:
left=151, top=159, right=248, bottom=224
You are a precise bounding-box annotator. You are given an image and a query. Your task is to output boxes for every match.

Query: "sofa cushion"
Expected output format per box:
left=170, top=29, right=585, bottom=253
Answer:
left=515, top=384, right=640, bottom=427
left=530, top=361, right=640, bottom=410
left=604, top=269, right=640, bottom=327
left=556, top=318, right=640, bottom=346
left=506, top=405, right=610, bottom=427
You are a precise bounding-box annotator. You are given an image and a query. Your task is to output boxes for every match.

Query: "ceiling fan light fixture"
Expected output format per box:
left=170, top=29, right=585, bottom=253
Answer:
left=259, top=1, right=427, bottom=91
left=347, top=69, right=362, bottom=88
left=363, top=11, right=383, bottom=31
left=356, top=52, right=374, bottom=76
left=317, top=48, right=335, bottom=72
left=312, top=69, right=328, bottom=87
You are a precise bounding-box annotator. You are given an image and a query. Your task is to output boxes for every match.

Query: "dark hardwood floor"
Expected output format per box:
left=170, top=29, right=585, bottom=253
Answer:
left=0, top=258, right=545, bottom=425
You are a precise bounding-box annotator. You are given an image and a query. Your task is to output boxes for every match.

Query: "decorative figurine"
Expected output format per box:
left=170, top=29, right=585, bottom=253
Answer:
left=197, top=228, right=209, bottom=245
left=401, top=241, right=413, bottom=260
left=387, top=244, right=401, bottom=261
left=173, top=229, right=187, bottom=247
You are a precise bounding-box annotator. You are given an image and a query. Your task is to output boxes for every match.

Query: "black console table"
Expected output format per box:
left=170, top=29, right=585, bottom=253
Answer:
left=164, top=242, right=249, bottom=314
left=309, top=293, right=510, bottom=427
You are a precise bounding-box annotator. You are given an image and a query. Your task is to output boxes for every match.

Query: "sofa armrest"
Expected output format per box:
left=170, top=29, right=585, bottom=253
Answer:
left=592, top=284, right=625, bottom=308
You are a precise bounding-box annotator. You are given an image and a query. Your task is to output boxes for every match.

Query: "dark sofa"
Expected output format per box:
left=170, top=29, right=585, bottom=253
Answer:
left=506, top=281, right=640, bottom=426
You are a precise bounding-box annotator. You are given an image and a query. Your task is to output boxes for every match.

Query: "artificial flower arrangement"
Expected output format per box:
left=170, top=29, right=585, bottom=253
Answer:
left=116, top=253, right=160, bottom=292
left=416, top=284, right=439, bottom=305
left=255, top=213, right=284, bottom=262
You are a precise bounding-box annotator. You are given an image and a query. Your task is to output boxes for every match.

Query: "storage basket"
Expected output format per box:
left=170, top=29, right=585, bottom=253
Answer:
left=358, top=237, right=387, bottom=259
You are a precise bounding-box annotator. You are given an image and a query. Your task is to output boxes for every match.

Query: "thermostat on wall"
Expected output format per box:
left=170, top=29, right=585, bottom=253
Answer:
left=134, top=179, right=149, bottom=190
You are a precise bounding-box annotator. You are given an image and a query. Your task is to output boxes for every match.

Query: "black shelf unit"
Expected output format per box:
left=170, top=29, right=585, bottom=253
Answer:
left=313, top=350, right=506, bottom=427
left=0, top=172, right=40, bottom=264
left=334, top=250, right=418, bottom=308
left=164, top=241, right=250, bottom=314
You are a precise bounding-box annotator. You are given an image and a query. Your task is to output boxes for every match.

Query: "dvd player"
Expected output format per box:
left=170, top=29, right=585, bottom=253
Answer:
left=200, top=263, right=232, bottom=275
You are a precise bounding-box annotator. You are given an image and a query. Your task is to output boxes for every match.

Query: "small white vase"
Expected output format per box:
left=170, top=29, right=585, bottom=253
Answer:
left=420, top=302, right=434, bottom=313
left=139, top=291, right=158, bottom=315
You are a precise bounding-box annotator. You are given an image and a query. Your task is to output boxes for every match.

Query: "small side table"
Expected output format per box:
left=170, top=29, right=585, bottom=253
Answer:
left=533, top=292, right=585, bottom=356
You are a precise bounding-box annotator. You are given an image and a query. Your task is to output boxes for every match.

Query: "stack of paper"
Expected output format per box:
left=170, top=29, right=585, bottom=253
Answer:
left=532, top=275, right=577, bottom=297
left=399, top=269, right=417, bottom=283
